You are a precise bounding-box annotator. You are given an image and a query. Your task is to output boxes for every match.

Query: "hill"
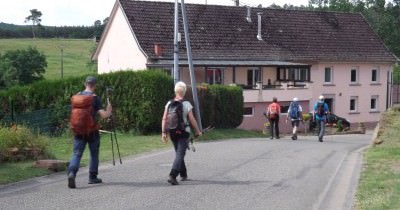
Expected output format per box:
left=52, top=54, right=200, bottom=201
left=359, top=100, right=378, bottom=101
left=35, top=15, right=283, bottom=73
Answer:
left=0, top=38, right=97, bottom=79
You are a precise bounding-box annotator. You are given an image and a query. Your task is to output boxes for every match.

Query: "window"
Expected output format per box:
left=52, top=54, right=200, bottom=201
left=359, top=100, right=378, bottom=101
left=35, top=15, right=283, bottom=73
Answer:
left=247, top=68, right=261, bottom=86
left=371, top=68, right=379, bottom=83
left=244, top=107, right=254, bottom=116
left=277, top=67, right=310, bottom=82
left=350, top=96, right=358, bottom=112
left=206, top=68, right=223, bottom=85
left=280, top=105, right=290, bottom=114
left=371, top=96, right=378, bottom=111
left=350, top=68, right=358, bottom=83
left=324, top=67, right=332, bottom=83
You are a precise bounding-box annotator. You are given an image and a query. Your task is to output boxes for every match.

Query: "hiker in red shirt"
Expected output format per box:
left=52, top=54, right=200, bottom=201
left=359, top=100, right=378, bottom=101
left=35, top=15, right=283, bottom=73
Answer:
left=266, top=97, right=281, bottom=139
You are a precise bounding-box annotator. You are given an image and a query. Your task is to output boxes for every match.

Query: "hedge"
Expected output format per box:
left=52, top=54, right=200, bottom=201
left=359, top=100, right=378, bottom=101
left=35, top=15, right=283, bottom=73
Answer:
left=185, top=84, right=244, bottom=129
left=0, top=71, right=244, bottom=134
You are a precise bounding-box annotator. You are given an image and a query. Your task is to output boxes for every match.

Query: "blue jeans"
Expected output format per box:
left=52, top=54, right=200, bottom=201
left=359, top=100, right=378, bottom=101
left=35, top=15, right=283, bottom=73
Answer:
left=169, top=133, right=189, bottom=178
left=68, top=132, right=100, bottom=179
left=316, top=119, right=326, bottom=139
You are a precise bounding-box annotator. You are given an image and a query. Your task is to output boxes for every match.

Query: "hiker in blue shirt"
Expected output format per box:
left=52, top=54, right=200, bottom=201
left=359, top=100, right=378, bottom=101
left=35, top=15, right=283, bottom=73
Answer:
left=313, top=95, right=329, bottom=142
left=286, top=97, right=303, bottom=140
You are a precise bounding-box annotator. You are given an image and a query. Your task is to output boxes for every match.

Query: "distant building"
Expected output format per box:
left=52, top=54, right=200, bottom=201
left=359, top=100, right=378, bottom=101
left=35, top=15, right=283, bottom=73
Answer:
left=92, top=0, right=398, bottom=131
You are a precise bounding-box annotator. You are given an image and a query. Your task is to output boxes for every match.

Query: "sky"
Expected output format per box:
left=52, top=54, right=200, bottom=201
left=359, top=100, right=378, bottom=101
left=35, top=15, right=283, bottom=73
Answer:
left=0, top=0, right=309, bottom=26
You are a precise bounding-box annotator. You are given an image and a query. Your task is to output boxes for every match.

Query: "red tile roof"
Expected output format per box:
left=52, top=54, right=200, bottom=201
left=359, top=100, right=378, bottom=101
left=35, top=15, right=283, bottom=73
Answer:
left=119, top=0, right=397, bottom=63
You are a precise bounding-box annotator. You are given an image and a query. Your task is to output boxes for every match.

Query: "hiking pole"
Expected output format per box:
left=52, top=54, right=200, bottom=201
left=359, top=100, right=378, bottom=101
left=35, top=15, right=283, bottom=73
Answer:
left=110, top=113, right=122, bottom=164
left=106, top=87, right=122, bottom=165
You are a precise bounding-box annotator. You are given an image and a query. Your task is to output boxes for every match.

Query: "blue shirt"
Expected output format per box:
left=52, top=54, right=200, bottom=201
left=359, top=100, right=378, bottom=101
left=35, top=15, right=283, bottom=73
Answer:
left=313, top=100, right=329, bottom=120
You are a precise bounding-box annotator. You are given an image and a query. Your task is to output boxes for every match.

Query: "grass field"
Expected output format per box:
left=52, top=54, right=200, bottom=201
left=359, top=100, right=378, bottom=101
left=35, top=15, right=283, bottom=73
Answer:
left=0, top=129, right=265, bottom=185
left=356, top=108, right=400, bottom=210
left=0, top=38, right=96, bottom=79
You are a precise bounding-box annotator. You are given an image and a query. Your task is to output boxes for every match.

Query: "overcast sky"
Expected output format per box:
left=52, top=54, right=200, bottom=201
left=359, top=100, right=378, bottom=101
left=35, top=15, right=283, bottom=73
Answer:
left=0, top=0, right=309, bottom=26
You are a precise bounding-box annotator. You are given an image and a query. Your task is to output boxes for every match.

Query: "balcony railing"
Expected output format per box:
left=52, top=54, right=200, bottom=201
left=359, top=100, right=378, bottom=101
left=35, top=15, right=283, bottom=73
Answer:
left=238, top=81, right=310, bottom=90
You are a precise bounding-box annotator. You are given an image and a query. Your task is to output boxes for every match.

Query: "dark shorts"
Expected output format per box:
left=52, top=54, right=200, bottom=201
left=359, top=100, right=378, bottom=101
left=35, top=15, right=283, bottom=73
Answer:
left=291, top=120, right=300, bottom=127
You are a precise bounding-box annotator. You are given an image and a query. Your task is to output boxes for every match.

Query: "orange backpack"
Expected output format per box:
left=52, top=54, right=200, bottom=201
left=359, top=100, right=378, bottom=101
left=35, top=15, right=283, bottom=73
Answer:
left=268, top=103, right=279, bottom=120
left=70, top=94, right=98, bottom=135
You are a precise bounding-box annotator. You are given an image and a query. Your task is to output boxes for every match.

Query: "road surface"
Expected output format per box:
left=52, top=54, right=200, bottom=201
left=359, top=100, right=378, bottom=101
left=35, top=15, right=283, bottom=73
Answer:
left=0, top=133, right=371, bottom=210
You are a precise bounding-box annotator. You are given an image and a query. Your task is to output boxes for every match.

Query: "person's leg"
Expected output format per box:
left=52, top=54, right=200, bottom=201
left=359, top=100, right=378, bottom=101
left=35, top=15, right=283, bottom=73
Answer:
left=169, top=138, right=188, bottom=185
left=275, top=118, right=280, bottom=139
left=67, top=136, right=87, bottom=188
left=269, top=119, right=274, bottom=139
left=180, top=159, right=188, bottom=180
left=319, top=120, right=326, bottom=142
left=88, top=132, right=101, bottom=183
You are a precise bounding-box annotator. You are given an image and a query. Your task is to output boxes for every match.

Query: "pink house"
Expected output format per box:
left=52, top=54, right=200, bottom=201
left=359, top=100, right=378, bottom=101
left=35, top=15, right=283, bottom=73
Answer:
left=92, top=0, right=398, bottom=131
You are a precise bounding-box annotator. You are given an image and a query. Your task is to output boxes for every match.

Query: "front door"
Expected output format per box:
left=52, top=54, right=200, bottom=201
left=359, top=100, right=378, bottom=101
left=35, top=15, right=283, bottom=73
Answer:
left=324, top=98, right=334, bottom=113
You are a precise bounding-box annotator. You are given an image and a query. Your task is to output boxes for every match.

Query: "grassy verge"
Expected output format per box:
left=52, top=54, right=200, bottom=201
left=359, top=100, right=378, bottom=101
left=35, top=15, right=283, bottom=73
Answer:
left=0, top=38, right=96, bottom=79
left=0, top=129, right=263, bottom=185
left=356, top=109, right=400, bottom=210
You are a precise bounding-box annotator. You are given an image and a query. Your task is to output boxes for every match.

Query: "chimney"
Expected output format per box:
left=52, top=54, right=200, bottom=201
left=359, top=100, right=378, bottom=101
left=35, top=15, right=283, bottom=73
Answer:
left=246, top=7, right=252, bottom=23
left=235, top=0, right=239, bottom=6
left=154, top=43, right=162, bottom=56
left=257, top=12, right=263, bottom=41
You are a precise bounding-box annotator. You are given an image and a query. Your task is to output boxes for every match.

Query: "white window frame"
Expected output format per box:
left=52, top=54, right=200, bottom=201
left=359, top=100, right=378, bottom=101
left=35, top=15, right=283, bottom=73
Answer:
left=350, top=67, right=359, bottom=84
left=206, top=67, right=224, bottom=85
left=243, top=106, right=254, bottom=117
left=370, top=95, right=379, bottom=111
left=371, top=67, right=380, bottom=83
left=324, top=66, right=333, bottom=84
left=350, top=96, right=358, bottom=112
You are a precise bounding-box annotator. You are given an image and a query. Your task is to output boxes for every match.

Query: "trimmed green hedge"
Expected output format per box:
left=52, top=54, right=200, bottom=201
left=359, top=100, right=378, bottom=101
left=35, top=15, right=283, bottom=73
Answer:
left=0, top=71, right=174, bottom=134
left=186, top=84, right=243, bottom=129
left=0, top=71, right=244, bottom=134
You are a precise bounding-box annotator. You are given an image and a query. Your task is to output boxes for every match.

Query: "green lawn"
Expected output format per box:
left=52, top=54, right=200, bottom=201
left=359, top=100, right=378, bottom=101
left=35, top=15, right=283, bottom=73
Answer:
left=356, top=108, right=400, bottom=210
left=0, top=38, right=96, bottom=79
left=0, top=129, right=264, bottom=185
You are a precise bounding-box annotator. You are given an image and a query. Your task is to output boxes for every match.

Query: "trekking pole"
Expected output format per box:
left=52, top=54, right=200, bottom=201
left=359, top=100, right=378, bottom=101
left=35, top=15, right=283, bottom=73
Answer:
left=106, top=87, right=122, bottom=165
left=111, top=114, right=122, bottom=164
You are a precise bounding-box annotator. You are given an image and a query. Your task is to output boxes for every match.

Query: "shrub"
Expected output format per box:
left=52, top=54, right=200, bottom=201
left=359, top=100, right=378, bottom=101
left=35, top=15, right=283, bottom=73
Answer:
left=0, top=71, right=244, bottom=134
left=0, top=125, right=49, bottom=161
left=186, top=84, right=243, bottom=128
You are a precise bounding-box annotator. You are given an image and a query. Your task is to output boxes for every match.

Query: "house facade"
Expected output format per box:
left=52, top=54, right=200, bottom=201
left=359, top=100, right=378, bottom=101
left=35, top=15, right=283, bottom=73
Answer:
left=93, top=0, right=398, bottom=131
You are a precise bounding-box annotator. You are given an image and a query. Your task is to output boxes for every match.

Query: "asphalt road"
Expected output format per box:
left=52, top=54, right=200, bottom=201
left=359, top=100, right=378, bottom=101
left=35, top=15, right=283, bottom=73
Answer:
left=0, top=133, right=371, bottom=210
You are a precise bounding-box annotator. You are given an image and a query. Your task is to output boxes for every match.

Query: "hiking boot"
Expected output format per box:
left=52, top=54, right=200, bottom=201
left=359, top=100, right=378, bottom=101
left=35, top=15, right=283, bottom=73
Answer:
left=168, top=175, right=179, bottom=185
left=88, top=177, right=103, bottom=184
left=68, top=173, right=76, bottom=189
left=291, top=135, right=295, bottom=140
left=319, top=137, right=323, bottom=142
left=270, top=137, right=273, bottom=140
left=276, top=136, right=280, bottom=139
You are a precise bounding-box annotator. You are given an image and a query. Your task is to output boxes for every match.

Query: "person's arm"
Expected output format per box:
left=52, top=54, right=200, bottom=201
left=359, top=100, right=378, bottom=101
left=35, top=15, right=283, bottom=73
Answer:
left=299, top=105, right=304, bottom=121
left=188, top=110, right=202, bottom=137
left=161, top=108, right=168, bottom=142
left=98, top=98, right=112, bottom=119
left=286, top=104, right=291, bottom=122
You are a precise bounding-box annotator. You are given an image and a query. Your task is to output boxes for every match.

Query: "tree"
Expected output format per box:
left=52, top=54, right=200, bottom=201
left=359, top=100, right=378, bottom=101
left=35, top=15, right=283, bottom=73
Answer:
left=0, top=47, right=47, bottom=88
left=25, top=9, right=42, bottom=39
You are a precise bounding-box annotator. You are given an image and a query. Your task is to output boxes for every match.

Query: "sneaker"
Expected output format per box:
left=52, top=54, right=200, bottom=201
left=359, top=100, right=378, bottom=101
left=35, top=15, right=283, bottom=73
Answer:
left=319, top=138, right=323, bottom=142
left=88, top=177, right=103, bottom=184
left=68, top=173, right=76, bottom=189
left=294, top=135, right=298, bottom=140
left=291, top=135, right=295, bottom=140
left=270, top=137, right=274, bottom=140
left=168, top=175, right=179, bottom=185
left=276, top=136, right=280, bottom=139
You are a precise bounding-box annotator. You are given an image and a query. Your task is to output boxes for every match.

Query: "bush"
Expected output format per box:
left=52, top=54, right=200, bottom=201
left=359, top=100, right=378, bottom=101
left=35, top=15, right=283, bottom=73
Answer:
left=0, top=125, right=49, bottom=161
left=186, top=84, right=243, bottom=128
left=0, top=70, right=174, bottom=134
left=0, top=71, right=244, bottom=133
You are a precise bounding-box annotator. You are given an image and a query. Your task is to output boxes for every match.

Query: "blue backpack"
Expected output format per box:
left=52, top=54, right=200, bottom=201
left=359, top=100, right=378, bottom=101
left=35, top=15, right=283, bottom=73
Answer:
left=289, top=102, right=300, bottom=119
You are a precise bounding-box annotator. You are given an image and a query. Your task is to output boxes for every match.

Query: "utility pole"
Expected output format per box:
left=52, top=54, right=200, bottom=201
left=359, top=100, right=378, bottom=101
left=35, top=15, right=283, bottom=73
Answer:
left=181, top=0, right=203, bottom=131
left=173, top=0, right=179, bottom=84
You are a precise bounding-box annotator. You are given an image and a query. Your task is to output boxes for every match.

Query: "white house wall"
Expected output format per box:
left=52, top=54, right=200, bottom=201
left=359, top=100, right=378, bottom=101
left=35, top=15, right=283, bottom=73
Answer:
left=97, top=4, right=147, bottom=74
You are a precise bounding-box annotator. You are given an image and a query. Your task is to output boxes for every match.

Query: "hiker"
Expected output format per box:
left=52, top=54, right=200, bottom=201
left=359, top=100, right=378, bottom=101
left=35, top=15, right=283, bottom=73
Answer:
left=161, top=81, right=202, bottom=185
left=266, top=97, right=281, bottom=139
left=313, top=95, right=329, bottom=142
left=67, top=76, right=112, bottom=189
left=287, top=97, right=303, bottom=140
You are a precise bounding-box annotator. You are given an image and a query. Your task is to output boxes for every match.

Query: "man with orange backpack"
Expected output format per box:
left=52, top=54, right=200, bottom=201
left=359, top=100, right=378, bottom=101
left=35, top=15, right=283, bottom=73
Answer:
left=67, top=76, right=112, bottom=189
left=266, top=97, right=281, bottom=139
